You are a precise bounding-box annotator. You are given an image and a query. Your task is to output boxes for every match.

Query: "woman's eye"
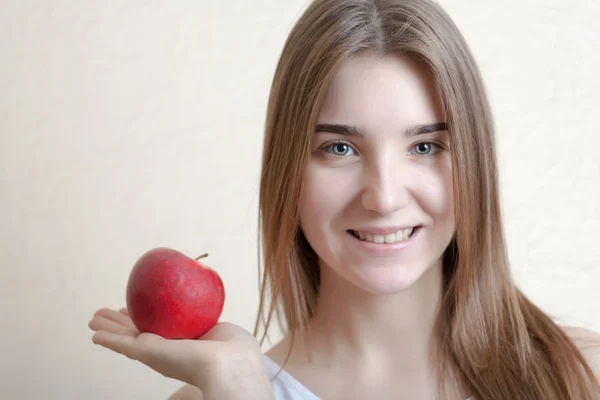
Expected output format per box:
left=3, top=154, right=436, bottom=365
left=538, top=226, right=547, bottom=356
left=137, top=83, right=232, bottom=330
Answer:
left=410, top=141, right=441, bottom=156
left=324, top=142, right=356, bottom=157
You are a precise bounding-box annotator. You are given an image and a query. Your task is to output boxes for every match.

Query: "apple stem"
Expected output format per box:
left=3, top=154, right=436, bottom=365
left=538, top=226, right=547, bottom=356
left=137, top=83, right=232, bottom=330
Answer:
left=195, top=253, right=209, bottom=260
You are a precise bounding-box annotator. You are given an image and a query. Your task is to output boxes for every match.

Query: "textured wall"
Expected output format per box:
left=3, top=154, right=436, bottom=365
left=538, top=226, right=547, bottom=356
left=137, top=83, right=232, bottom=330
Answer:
left=1, top=1, right=598, bottom=399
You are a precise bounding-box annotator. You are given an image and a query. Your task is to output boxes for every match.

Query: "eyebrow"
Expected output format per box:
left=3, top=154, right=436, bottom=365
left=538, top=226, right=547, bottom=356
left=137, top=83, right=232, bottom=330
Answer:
left=315, top=122, right=448, bottom=138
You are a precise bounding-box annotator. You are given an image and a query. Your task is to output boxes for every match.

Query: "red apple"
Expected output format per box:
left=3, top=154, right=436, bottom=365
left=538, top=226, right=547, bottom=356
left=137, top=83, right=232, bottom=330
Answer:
left=125, top=247, right=225, bottom=339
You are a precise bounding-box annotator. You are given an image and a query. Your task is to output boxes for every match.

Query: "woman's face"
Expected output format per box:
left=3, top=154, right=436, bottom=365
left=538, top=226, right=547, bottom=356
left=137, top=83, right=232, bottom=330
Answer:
left=298, top=51, right=455, bottom=295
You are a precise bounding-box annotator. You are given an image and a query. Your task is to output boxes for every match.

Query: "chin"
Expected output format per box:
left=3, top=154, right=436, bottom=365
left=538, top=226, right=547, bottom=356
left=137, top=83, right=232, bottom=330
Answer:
left=347, top=262, right=434, bottom=295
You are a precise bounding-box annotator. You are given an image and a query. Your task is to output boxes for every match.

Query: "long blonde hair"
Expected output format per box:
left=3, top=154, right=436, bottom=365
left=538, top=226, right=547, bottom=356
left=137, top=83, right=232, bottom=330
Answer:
left=254, top=0, right=600, bottom=398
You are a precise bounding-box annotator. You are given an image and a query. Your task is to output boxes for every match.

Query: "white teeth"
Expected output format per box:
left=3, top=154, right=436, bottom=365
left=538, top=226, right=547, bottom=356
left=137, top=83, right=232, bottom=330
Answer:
left=353, top=227, right=415, bottom=244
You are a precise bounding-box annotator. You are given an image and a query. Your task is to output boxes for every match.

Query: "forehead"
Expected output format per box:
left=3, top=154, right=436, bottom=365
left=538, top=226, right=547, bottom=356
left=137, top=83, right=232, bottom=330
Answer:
left=318, top=51, right=445, bottom=125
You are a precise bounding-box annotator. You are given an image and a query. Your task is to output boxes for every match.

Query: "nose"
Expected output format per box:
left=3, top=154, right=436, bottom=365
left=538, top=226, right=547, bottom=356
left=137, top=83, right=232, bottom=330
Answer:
left=361, top=158, right=410, bottom=215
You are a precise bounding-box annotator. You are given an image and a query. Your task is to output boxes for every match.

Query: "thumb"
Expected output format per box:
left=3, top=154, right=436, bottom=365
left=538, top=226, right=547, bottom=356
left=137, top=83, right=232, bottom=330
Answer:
left=199, top=322, right=255, bottom=343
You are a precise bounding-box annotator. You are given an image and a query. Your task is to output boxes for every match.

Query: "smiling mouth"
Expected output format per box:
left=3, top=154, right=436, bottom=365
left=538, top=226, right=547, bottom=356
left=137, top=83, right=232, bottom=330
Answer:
left=348, top=227, right=419, bottom=244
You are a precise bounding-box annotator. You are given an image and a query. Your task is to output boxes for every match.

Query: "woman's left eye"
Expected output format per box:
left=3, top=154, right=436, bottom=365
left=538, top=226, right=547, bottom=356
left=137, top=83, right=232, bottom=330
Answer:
left=410, top=141, right=442, bottom=156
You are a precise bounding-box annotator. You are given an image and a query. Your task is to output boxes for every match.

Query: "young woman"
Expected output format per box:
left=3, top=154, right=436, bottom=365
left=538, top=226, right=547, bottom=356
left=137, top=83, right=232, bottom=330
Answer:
left=89, top=0, right=600, bottom=399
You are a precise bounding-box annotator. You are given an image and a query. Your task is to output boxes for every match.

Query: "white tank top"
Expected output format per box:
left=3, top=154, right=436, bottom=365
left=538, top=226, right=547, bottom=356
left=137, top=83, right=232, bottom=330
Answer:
left=263, top=355, right=474, bottom=400
left=264, top=355, right=321, bottom=400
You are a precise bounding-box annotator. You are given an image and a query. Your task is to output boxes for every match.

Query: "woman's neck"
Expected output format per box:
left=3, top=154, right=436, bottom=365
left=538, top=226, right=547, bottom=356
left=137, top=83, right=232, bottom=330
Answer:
left=307, top=260, right=444, bottom=368
left=265, top=260, right=472, bottom=399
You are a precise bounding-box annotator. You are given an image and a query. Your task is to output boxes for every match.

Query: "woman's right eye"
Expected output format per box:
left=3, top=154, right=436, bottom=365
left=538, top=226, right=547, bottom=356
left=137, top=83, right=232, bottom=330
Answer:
left=322, top=141, right=357, bottom=157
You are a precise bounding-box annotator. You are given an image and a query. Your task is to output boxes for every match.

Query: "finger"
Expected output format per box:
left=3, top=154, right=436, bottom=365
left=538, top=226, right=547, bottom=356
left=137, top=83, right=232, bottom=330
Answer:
left=119, top=307, right=129, bottom=316
left=93, top=331, right=167, bottom=362
left=93, top=308, right=136, bottom=329
left=89, top=316, right=138, bottom=336
left=92, top=330, right=141, bottom=360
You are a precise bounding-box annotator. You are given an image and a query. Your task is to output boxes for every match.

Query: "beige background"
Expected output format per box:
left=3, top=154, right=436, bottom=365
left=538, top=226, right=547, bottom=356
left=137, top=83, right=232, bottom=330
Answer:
left=1, top=0, right=599, bottom=399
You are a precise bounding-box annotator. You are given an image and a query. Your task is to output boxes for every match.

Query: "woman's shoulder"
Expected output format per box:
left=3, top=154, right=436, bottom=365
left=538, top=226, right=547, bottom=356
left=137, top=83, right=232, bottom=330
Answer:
left=561, top=325, right=600, bottom=376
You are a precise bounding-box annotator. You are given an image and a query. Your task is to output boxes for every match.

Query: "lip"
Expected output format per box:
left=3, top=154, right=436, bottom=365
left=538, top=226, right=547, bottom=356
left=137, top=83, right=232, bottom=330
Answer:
left=345, top=226, right=422, bottom=256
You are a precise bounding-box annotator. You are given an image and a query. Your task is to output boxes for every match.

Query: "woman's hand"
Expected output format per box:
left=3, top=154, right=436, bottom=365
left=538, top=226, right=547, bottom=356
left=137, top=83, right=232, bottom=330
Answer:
left=88, top=308, right=273, bottom=399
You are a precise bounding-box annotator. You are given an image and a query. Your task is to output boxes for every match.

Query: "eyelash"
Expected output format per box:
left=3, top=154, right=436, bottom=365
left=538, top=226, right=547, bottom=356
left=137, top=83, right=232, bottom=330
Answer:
left=320, top=140, right=446, bottom=159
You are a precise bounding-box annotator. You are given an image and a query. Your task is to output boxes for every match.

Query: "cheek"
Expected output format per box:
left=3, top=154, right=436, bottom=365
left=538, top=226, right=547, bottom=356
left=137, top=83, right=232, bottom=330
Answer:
left=414, top=158, right=454, bottom=224
left=298, top=163, right=356, bottom=226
